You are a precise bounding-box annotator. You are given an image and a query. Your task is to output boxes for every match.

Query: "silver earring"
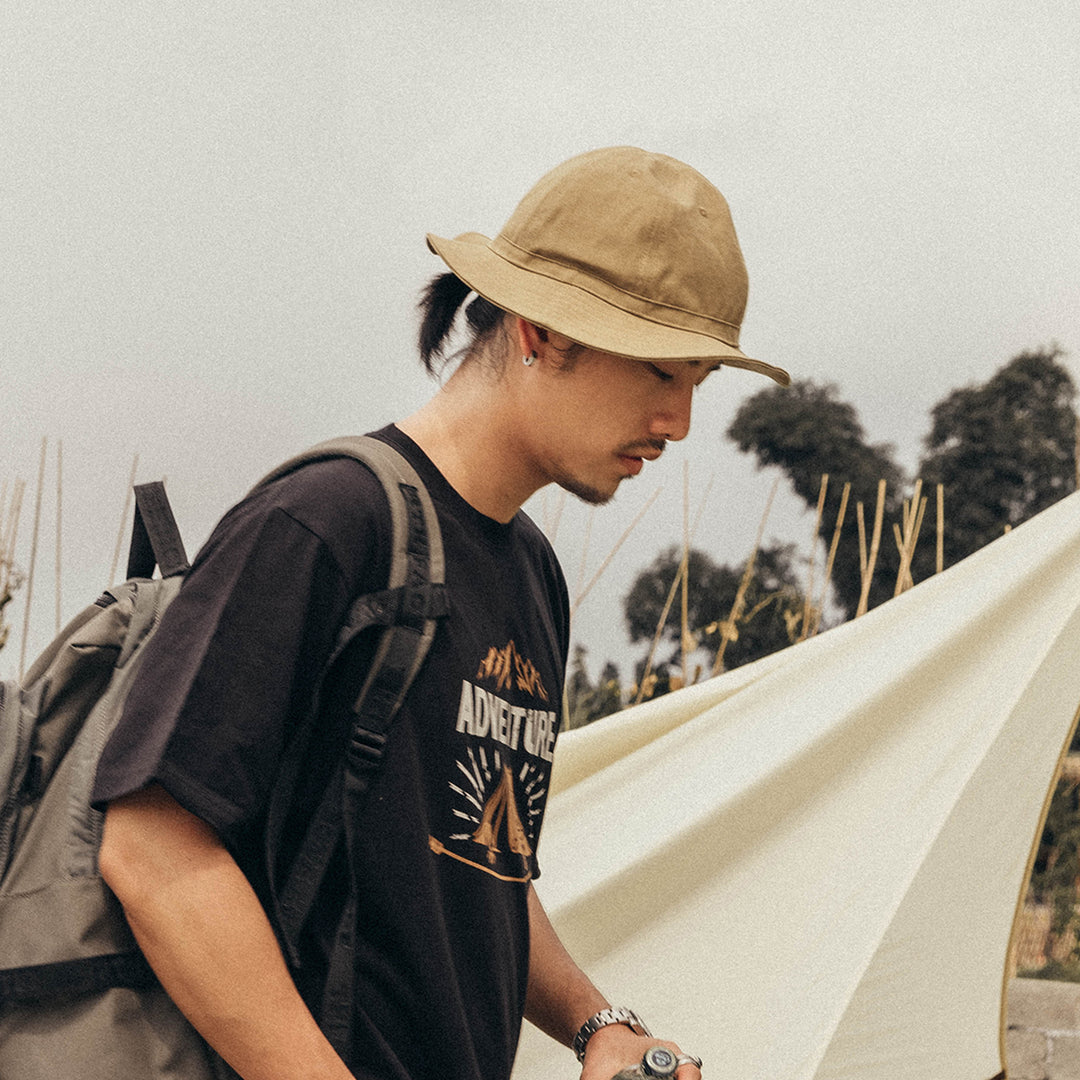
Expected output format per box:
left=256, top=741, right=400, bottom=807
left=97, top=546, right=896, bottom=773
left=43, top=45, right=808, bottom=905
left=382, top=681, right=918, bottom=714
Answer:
left=522, top=351, right=537, bottom=367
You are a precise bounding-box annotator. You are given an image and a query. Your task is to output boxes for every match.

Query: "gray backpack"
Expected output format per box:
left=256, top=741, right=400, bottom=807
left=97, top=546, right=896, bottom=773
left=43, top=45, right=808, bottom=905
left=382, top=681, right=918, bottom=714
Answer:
left=0, top=437, right=446, bottom=1079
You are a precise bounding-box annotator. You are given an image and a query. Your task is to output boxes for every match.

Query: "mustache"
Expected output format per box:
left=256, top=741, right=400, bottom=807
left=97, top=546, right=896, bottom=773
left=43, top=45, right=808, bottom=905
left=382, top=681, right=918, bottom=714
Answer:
left=618, top=439, right=667, bottom=457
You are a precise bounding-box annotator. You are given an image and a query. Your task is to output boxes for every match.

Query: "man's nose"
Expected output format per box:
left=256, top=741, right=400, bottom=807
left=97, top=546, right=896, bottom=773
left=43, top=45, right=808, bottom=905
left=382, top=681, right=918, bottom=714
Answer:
left=650, top=385, right=693, bottom=442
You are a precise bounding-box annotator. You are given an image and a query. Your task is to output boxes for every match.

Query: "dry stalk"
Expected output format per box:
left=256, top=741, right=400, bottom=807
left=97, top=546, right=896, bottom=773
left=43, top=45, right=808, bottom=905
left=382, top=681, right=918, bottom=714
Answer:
left=0, top=478, right=27, bottom=653
left=571, top=487, right=661, bottom=616
left=19, top=438, right=48, bottom=677
left=633, top=560, right=685, bottom=705
left=1, top=479, right=26, bottom=585
left=893, top=480, right=927, bottom=596
left=710, top=475, right=780, bottom=677
left=632, top=473, right=714, bottom=703
left=936, top=483, right=944, bottom=575
left=855, top=479, right=887, bottom=618
left=574, top=506, right=596, bottom=603
left=857, top=502, right=868, bottom=582
left=55, top=439, right=63, bottom=635
left=799, top=474, right=828, bottom=642
left=680, top=463, right=691, bottom=687
left=811, top=481, right=851, bottom=637
left=109, top=454, right=140, bottom=585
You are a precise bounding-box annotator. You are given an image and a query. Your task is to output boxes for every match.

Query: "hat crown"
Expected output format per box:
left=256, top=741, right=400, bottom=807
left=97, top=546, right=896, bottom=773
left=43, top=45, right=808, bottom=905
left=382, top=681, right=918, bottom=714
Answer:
left=493, top=147, right=748, bottom=344
left=425, top=145, right=790, bottom=383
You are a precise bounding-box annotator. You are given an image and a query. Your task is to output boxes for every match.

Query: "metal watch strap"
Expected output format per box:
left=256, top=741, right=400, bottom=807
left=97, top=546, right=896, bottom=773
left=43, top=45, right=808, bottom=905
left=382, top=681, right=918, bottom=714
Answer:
left=573, top=1007, right=651, bottom=1063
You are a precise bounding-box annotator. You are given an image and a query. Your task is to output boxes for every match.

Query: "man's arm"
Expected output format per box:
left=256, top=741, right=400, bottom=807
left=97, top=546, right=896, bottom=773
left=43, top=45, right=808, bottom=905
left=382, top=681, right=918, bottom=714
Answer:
left=524, top=884, right=702, bottom=1079
left=98, top=783, right=353, bottom=1080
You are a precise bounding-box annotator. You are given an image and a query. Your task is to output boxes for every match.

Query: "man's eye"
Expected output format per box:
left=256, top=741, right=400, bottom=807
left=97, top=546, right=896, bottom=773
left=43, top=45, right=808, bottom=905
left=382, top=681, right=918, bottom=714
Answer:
left=648, top=364, right=674, bottom=382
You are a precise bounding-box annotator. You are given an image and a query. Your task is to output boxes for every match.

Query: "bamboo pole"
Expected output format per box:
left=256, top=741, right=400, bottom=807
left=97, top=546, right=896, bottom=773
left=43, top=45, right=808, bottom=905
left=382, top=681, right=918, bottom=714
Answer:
left=19, top=438, right=48, bottom=677
left=110, top=454, right=139, bottom=585
left=799, top=474, right=828, bottom=642
left=634, top=560, right=685, bottom=705
left=1, top=478, right=27, bottom=655
left=710, top=475, right=780, bottom=677
left=680, top=463, right=691, bottom=687
left=893, top=480, right=926, bottom=596
left=812, top=481, right=851, bottom=637
left=633, top=475, right=715, bottom=703
left=55, top=439, right=63, bottom=634
left=857, top=502, right=868, bottom=583
left=1, top=479, right=26, bottom=590
left=855, top=479, right=887, bottom=618
left=546, top=488, right=567, bottom=544
left=936, top=483, right=944, bottom=575
left=574, top=507, right=596, bottom=604
left=571, top=487, right=661, bottom=616
left=0, top=479, right=9, bottom=585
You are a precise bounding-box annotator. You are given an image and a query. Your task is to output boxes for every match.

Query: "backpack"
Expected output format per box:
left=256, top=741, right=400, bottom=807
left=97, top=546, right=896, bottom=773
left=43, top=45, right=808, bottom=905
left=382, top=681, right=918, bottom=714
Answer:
left=0, top=436, right=446, bottom=1079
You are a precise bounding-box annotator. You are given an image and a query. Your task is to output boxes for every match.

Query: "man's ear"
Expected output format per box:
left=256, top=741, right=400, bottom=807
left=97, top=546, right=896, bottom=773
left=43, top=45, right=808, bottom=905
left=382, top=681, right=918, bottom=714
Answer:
left=515, top=317, right=546, bottom=358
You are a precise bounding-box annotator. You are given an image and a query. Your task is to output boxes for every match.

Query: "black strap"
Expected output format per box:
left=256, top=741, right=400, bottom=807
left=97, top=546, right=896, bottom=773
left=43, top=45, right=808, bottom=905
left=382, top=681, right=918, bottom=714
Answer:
left=127, top=482, right=189, bottom=579
left=0, top=951, right=156, bottom=1006
left=259, top=437, right=446, bottom=1050
left=270, top=579, right=447, bottom=956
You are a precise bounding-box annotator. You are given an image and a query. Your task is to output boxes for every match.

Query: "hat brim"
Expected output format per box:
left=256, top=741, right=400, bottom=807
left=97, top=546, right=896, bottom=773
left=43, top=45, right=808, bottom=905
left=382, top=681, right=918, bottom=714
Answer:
left=427, top=232, right=790, bottom=386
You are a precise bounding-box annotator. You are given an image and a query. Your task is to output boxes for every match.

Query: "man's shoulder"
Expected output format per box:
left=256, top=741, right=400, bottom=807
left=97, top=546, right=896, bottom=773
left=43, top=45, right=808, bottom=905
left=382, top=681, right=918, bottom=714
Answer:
left=199, top=440, right=398, bottom=590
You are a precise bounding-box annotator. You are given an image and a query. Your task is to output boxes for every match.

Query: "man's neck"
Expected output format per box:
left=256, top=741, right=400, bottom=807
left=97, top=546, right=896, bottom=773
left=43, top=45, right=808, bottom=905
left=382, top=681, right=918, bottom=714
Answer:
left=397, top=373, right=544, bottom=524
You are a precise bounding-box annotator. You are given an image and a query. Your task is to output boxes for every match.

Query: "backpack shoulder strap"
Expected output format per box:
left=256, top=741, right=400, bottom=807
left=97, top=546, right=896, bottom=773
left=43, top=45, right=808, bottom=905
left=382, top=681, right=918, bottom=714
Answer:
left=261, top=436, right=447, bottom=967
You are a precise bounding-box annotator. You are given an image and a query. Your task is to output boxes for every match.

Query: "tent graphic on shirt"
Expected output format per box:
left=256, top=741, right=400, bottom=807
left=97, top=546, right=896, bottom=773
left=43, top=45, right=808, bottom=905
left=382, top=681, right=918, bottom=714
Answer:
left=433, top=745, right=548, bottom=883
left=472, top=765, right=533, bottom=870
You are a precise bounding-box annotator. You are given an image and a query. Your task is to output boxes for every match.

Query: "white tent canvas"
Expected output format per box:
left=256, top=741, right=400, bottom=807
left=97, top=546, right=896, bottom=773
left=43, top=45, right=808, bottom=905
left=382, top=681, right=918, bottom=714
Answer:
left=513, top=490, right=1080, bottom=1080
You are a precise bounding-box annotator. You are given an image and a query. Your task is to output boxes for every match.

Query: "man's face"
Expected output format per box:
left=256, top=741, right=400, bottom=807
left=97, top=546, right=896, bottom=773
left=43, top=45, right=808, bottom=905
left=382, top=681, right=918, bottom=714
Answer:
left=526, top=347, right=720, bottom=505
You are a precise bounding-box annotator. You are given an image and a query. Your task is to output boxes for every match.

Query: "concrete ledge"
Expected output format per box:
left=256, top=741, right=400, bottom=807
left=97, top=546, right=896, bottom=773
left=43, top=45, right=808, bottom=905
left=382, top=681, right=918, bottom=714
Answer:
left=1008, top=978, right=1080, bottom=1080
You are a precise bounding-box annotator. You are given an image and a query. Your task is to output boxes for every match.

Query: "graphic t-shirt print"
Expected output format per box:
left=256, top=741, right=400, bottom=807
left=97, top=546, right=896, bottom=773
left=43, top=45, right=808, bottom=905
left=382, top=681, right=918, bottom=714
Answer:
left=429, top=640, right=559, bottom=881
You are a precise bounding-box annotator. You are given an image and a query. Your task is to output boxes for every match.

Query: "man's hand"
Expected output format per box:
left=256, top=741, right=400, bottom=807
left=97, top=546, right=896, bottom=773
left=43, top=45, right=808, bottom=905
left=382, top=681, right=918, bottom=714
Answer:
left=580, top=1021, right=703, bottom=1080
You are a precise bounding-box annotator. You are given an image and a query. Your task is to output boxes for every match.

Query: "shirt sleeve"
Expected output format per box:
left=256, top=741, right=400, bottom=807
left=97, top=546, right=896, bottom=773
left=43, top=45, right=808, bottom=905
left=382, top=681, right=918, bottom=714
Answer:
left=93, top=458, right=390, bottom=852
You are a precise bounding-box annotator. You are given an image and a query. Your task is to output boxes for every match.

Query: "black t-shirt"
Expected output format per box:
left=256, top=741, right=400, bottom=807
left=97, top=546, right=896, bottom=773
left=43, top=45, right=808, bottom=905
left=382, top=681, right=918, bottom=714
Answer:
left=93, top=425, right=570, bottom=1080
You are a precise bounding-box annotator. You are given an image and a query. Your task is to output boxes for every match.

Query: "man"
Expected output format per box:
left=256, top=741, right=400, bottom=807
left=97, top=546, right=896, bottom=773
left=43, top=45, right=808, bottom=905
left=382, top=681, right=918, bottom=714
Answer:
left=95, top=146, right=790, bottom=1080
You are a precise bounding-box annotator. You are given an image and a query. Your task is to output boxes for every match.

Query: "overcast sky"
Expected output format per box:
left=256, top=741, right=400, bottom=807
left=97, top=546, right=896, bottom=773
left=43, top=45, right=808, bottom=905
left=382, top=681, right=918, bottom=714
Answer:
left=2, top=1, right=1078, bottom=679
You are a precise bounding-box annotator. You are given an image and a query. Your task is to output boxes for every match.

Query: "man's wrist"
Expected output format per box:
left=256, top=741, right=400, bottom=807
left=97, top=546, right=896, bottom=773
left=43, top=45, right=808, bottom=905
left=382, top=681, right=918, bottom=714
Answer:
left=572, top=1007, right=651, bottom=1063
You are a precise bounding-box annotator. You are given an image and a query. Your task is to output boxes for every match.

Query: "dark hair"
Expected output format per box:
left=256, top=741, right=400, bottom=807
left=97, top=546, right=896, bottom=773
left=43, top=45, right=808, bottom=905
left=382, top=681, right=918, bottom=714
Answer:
left=417, top=272, right=508, bottom=375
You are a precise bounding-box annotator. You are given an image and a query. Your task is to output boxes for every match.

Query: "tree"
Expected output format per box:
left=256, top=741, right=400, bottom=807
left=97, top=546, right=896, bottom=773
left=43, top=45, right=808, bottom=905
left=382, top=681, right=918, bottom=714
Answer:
left=565, top=645, right=624, bottom=728
left=623, top=543, right=804, bottom=689
left=912, top=347, right=1077, bottom=580
left=727, top=380, right=907, bottom=618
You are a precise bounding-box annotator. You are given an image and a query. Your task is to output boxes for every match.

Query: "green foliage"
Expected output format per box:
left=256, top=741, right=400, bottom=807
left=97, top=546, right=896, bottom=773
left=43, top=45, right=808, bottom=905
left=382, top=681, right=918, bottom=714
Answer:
left=1023, top=775, right=1080, bottom=977
left=727, top=380, right=907, bottom=618
left=1031, top=779, right=1080, bottom=923
left=912, top=347, right=1077, bottom=580
left=726, top=349, right=1078, bottom=617
left=623, top=543, right=804, bottom=681
left=565, top=645, right=624, bottom=728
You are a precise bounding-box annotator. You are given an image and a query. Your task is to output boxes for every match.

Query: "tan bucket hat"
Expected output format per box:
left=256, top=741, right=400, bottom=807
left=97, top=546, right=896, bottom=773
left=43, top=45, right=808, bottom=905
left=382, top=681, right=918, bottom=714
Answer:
left=427, top=146, right=789, bottom=385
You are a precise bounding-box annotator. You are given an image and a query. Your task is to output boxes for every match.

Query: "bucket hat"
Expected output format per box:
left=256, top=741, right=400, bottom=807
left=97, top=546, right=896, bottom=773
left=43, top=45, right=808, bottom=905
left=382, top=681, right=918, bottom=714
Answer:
left=427, top=146, right=789, bottom=385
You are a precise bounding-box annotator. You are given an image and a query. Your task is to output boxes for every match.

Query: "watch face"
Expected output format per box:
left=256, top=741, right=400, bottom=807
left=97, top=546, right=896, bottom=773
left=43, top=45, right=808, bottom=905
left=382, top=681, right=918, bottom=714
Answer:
left=643, top=1046, right=678, bottom=1077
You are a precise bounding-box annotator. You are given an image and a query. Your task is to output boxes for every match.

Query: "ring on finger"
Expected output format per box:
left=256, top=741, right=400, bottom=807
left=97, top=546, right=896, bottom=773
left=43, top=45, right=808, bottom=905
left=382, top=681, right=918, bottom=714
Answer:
left=675, top=1054, right=703, bottom=1069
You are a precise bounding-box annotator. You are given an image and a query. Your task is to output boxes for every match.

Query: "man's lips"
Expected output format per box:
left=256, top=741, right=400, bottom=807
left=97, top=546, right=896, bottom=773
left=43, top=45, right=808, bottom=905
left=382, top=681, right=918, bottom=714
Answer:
left=617, top=443, right=665, bottom=475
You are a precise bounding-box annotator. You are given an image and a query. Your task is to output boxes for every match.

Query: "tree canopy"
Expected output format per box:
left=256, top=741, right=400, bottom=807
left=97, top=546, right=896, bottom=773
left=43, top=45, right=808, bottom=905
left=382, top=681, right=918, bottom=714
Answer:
left=912, top=346, right=1076, bottom=580
left=726, top=348, right=1077, bottom=617
left=623, top=542, right=804, bottom=682
left=727, top=380, right=907, bottom=618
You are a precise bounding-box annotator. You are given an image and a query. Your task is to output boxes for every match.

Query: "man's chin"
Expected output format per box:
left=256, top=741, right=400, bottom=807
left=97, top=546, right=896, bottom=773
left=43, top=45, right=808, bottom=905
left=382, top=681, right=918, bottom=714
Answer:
left=554, top=475, right=620, bottom=507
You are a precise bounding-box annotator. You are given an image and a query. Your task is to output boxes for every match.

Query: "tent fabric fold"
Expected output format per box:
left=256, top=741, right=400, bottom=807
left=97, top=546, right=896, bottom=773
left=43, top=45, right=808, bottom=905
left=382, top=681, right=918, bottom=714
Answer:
left=513, top=491, right=1080, bottom=1080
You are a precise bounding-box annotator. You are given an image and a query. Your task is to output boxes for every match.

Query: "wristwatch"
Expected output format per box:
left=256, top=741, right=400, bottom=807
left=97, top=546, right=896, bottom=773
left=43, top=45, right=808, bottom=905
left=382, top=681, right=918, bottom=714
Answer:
left=572, top=1007, right=652, bottom=1063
